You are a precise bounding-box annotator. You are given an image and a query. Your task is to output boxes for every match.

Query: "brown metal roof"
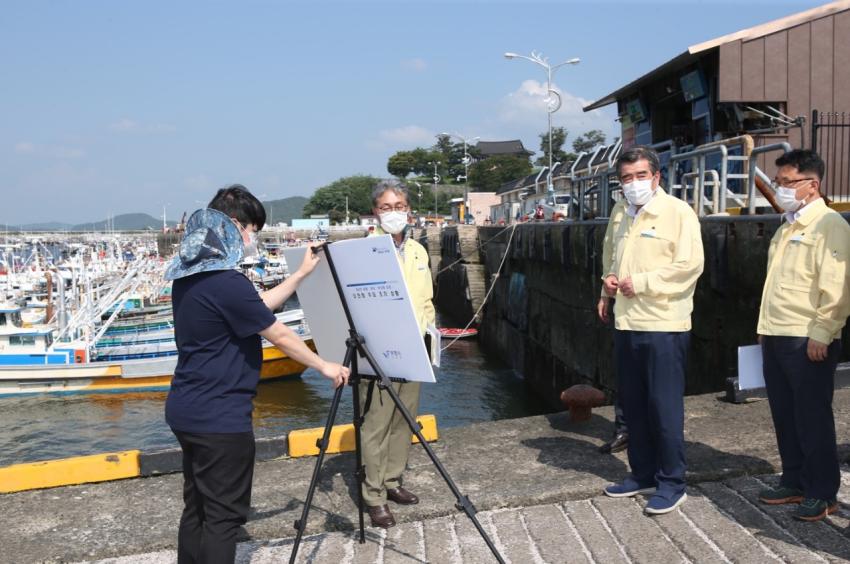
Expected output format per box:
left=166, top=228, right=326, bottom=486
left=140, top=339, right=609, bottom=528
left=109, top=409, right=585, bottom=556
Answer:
left=477, top=140, right=533, bottom=156
left=583, top=0, right=850, bottom=111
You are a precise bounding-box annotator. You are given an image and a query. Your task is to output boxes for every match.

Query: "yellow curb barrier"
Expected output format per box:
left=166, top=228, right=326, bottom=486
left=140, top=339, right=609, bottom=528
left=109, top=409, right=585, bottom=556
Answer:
left=0, top=450, right=141, bottom=493
left=288, top=414, right=438, bottom=458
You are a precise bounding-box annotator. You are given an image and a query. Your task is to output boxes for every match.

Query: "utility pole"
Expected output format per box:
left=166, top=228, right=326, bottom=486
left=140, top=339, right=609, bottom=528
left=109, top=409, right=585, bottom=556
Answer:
left=428, top=161, right=441, bottom=219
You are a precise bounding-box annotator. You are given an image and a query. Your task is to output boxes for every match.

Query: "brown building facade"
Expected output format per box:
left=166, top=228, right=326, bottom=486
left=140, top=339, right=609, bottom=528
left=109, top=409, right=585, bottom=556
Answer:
left=585, top=1, right=850, bottom=200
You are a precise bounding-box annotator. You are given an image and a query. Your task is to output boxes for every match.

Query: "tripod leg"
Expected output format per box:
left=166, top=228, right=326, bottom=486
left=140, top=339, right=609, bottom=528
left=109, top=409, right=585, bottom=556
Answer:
left=357, top=348, right=505, bottom=563
left=350, top=355, right=366, bottom=544
left=289, top=346, right=355, bottom=564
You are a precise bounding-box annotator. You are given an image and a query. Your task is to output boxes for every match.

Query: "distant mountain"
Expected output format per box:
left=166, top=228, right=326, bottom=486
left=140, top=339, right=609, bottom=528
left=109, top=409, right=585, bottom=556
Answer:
left=71, top=213, right=175, bottom=231
left=16, top=221, right=75, bottom=231
left=263, top=196, right=308, bottom=226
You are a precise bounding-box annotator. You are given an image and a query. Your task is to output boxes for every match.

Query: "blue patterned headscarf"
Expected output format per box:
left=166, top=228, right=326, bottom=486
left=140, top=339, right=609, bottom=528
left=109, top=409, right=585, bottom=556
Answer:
left=164, top=208, right=244, bottom=281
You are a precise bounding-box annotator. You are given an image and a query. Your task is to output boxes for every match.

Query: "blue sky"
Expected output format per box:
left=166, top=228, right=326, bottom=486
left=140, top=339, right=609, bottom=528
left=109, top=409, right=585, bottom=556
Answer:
left=1, top=0, right=827, bottom=225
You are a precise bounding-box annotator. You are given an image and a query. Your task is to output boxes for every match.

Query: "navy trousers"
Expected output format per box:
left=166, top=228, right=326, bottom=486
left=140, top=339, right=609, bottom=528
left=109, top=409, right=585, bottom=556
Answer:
left=615, top=330, right=689, bottom=496
left=762, top=336, right=841, bottom=501
left=173, top=430, right=255, bottom=564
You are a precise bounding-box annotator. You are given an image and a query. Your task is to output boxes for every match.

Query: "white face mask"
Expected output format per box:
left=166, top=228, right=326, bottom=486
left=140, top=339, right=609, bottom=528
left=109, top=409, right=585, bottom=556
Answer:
left=622, top=178, right=655, bottom=206
left=775, top=186, right=805, bottom=213
left=379, top=211, right=408, bottom=234
left=235, top=221, right=259, bottom=259
left=242, top=231, right=259, bottom=259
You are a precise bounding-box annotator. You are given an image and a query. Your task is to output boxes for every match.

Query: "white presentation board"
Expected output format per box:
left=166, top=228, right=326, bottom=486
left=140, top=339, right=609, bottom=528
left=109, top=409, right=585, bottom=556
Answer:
left=283, top=235, right=436, bottom=383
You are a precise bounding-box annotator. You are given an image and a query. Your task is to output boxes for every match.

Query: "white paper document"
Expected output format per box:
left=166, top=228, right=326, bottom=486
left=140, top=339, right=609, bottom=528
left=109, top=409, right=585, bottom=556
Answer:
left=427, top=324, right=441, bottom=368
left=737, top=344, right=765, bottom=390
left=283, top=236, right=436, bottom=383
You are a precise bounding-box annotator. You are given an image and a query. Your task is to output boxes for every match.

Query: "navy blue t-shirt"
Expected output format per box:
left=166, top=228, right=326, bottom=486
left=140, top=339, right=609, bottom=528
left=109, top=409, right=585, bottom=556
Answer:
left=165, top=270, right=277, bottom=434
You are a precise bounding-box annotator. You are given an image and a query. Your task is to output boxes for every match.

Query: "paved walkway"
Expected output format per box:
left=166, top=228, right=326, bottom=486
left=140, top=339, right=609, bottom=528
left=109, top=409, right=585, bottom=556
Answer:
left=5, top=390, right=850, bottom=563
left=87, top=471, right=850, bottom=563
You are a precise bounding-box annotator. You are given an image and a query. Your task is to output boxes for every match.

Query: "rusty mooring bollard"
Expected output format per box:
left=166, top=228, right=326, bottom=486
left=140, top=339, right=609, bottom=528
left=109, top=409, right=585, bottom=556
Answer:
left=560, top=384, right=605, bottom=422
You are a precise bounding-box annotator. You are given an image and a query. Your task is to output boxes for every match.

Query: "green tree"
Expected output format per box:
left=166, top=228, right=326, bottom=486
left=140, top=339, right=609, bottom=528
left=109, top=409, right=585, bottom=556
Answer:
left=387, top=151, right=416, bottom=178
left=433, top=135, right=474, bottom=183
left=572, top=129, right=607, bottom=154
left=303, top=175, right=381, bottom=224
left=535, top=126, right=569, bottom=167
left=386, top=147, right=441, bottom=178
left=468, top=154, right=533, bottom=191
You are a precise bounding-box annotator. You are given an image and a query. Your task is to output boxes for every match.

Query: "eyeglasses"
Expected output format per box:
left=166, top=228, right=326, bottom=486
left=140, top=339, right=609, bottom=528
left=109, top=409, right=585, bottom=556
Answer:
left=769, top=177, right=816, bottom=191
left=378, top=204, right=409, bottom=213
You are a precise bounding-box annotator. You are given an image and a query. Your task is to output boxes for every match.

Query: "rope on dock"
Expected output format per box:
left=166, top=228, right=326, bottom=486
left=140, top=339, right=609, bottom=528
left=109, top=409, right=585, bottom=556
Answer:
left=441, top=223, right=517, bottom=352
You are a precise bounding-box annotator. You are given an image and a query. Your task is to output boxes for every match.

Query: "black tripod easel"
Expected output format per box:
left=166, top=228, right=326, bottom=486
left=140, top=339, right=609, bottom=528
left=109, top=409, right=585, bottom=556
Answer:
left=288, top=242, right=504, bottom=564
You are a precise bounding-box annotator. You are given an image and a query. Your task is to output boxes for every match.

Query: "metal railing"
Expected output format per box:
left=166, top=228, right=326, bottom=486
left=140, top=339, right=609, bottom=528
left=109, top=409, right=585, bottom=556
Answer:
left=668, top=144, right=728, bottom=216
left=747, top=142, right=791, bottom=214
left=812, top=110, right=850, bottom=201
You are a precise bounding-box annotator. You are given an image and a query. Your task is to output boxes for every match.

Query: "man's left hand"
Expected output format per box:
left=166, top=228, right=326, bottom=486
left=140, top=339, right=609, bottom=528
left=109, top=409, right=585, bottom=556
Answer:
left=807, top=338, right=829, bottom=362
left=619, top=276, right=636, bottom=298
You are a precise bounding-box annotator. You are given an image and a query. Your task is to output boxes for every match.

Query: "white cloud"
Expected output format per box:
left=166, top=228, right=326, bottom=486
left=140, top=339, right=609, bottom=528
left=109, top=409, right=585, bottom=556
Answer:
left=52, top=146, right=86, bottom=159
left=109, top=118, right=138, bottom=131
left=149, top=123, right=177, bottom=133
left=401, top=58, right=427, bottom=72
left=109, top=118, right=176, bottom=133
left=498, top=79, right=598, bottom=124
left=493, top=79, right=618, bottom=150
left=377, top=125, right=435, bottom=147
left=13, top=141, right=84, bottom=159
left=184, top=174, right=214, bottom=193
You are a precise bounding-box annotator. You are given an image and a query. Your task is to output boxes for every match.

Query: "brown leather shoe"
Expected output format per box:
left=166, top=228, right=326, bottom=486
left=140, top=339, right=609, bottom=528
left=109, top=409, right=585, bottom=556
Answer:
left=367, top=504, right=396, bottom=528
left=387, top=487, right=419, bottom=505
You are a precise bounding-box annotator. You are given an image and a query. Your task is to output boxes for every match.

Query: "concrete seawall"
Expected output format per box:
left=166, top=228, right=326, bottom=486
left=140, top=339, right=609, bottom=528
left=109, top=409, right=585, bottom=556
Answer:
left=436, top=215, right=850, bottom=409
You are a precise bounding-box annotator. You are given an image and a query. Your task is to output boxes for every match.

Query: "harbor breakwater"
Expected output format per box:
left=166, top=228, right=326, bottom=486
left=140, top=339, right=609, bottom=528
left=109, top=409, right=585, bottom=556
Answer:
left=434, top=216, right=850, bottom=409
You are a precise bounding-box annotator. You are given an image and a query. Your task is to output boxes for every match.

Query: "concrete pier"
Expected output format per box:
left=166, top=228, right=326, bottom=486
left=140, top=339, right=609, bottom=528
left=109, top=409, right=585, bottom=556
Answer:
left=5, top=390, right=850, bottom=562
left=435, top=217, right=850, bottom=409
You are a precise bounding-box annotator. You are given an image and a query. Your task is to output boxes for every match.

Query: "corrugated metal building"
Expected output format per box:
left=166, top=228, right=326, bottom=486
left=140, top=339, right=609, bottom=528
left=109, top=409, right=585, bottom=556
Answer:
left=584, top=1, right=850, bottom=200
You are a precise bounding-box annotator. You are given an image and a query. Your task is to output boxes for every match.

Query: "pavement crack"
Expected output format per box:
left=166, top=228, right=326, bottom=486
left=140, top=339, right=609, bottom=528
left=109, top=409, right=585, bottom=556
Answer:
left=517, top=507, right=547, bottom=564
left=588, top=498, right=633, bottom=563
left=627, top=497, right=693, bottom=564
left=557, top=503, right=595, bottom=564
left=677, top=504, right=733, bottom=563
left=482, top=511, right=510, bottom=563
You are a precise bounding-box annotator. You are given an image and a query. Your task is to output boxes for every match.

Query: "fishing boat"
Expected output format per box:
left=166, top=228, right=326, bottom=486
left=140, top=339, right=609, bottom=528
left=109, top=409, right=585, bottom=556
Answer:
left=0, top=305, right=315, bottom=396
left=438, top=327, right=478, bottom=339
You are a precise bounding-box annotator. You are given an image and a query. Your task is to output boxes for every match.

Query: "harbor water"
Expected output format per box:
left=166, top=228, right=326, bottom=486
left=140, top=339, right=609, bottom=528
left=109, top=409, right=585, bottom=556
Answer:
left=0, top=336, right=552, bottom=467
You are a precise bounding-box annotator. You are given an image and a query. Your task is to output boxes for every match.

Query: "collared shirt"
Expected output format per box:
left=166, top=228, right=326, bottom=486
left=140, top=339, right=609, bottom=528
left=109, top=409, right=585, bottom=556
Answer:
left=624, top=188, right=660, bottom=219
left=757, top=198, right=850, bottom=343
left=609, top=188, right=705, bottom=332
left=370, top=227, right=436, bottom=335
left=783, top=200, right=815, bottom=224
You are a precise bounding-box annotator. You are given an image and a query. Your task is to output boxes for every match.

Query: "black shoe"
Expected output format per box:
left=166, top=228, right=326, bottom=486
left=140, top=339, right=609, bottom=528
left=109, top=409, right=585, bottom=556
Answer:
left=794, top=498, right=838, bottom=522
left=387, top=487, right=419, bottom=505
left=599, top=433, right=628, bottom=454
left=367, top=504, right=396, bottom=528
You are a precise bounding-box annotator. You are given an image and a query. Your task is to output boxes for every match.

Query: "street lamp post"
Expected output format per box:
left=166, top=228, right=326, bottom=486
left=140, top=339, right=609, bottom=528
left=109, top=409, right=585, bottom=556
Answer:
left=504, top=51, right=579, bottom=202
left=439, top=132, right=480, bottom=223
left=428, top=161, right=441, bottom=219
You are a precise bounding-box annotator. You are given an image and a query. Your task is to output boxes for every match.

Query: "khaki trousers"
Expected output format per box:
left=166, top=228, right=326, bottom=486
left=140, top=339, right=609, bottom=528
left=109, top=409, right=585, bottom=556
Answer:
left=358, top=380, right=421, bottom=506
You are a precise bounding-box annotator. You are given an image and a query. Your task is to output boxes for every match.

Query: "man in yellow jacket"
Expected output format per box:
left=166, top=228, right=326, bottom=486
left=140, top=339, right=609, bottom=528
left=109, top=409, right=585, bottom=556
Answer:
left=360, top=179, right=436, bottom=529
left=601, top=146, right=704, bottom=515
left=756, top=149, right=850, bottom=522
